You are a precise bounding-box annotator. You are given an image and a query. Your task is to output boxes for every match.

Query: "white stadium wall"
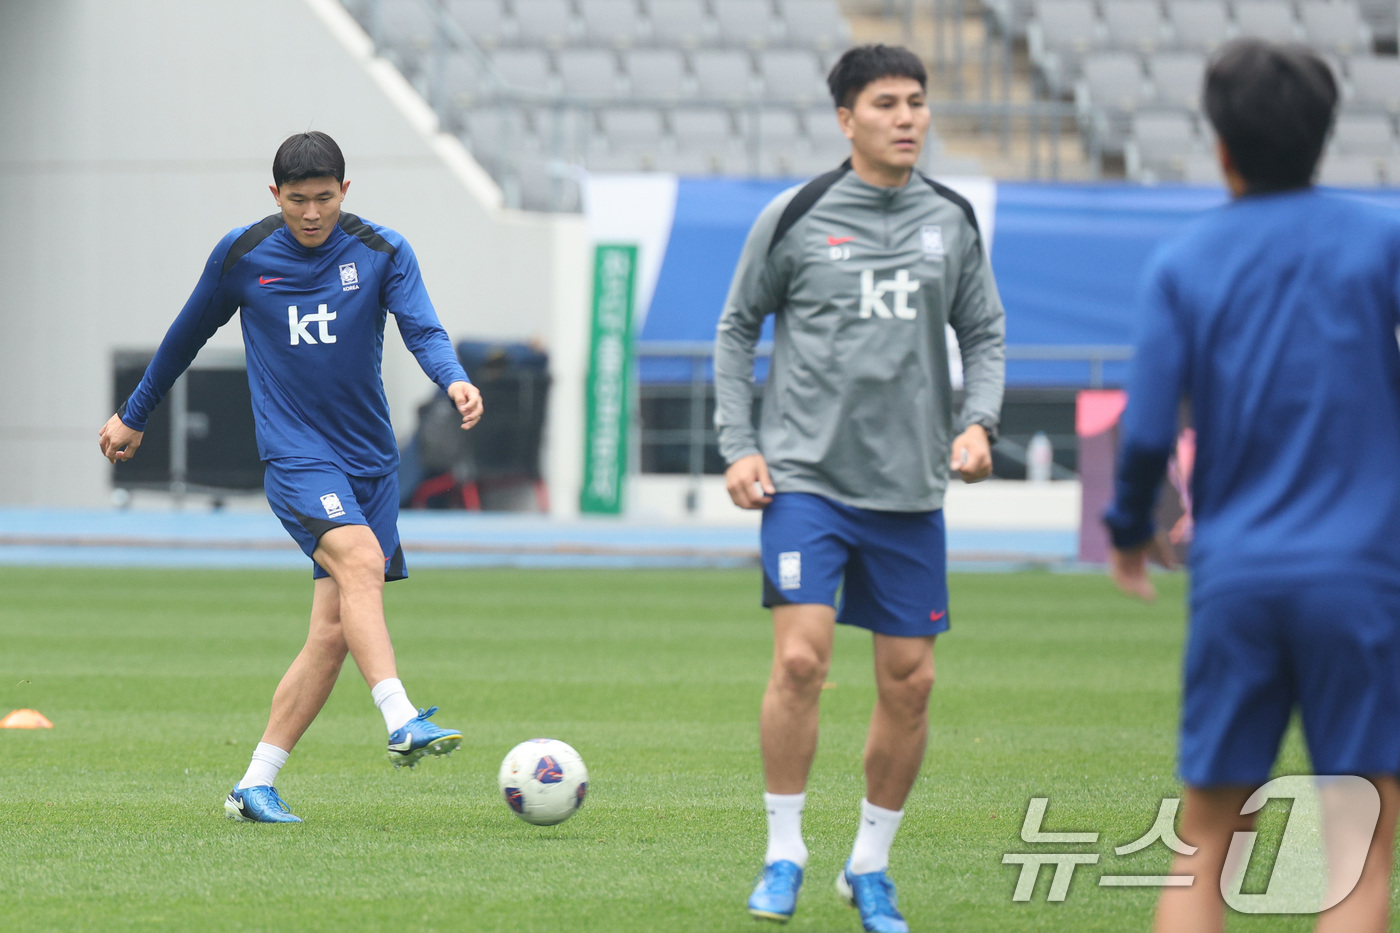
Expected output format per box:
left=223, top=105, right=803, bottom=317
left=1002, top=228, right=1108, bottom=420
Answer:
left=0, top=0, right=589, bottom=511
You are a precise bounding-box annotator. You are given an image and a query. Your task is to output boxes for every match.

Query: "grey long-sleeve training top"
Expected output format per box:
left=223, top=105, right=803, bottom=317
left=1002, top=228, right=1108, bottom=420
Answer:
left=713, top=162, right=1007, bottom=512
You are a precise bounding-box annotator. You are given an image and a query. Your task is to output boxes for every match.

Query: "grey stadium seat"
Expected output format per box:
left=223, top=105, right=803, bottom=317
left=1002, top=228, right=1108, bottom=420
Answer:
left=1317, top=153, right=1383, bottom=185
left=1347, top=56, right=1400, bottom=114
left=692, top=49, right=756, bottom=100
left=751, top=107, right=803, bottom=144
left=488, top=48, right=556, bottom=94
left=1356, top=0, right=1398, bottom=43
left=714, top=0, right=779, bottom=48
left=623, top=49, right=690, bottom=100
left=777, top=0, right=852, bottom=51
left=1126, top=110, right=1206, bottom=181
left=1148, top=52, right=1207, bottom=110
left=446, top=0, right=508, bottom=50
left=598, top=107, right=668, bottom=149
left=1078, top=52, right=1149, bottom=155
left=669, top=107, right=736, bottom=147
left=646, top=0, right=712, bottom=47
left=513, top=0, right=576, bottom=48
left=1028, top=0, right=1103, bottom=97
left=1102, top=1, right=1167, bottom=55
left=1182, top=151, right=1225, bottom=184
left=1233, top=2, right=1300, bottom=42
left=1168, top=0, right=1231, bottom=52
left=371, top=0, right=436, bottom=71
left=441, top=51, right=490, bottom=109
left=1079, top=52, right=1148, bottom=112
left=1299, top=1, right=1373, bottom=56
left=653, top=149, right=726, bottom=175
left=800, top=104, right=845, bottom=149
left=557, top=49, right=622, bottom=98
left=580, top=0, right=643, bottom=48
left=759, top=49, right=828, bottom=104
left=461, top=107, right=531, bottom=161
left=1329, top=112, right=1398, bottom=155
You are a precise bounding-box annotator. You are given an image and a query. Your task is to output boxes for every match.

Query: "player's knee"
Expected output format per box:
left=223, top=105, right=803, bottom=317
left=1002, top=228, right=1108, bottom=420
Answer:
left=775, top=648, right=829, bottom=692
left=884, top=664, right=935, bottom=713
left=308, top=623, right=349, bottom=658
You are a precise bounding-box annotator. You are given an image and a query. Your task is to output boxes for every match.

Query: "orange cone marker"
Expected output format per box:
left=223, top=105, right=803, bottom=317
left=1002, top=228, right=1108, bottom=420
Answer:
left=0, top=709, right=53, bottom=729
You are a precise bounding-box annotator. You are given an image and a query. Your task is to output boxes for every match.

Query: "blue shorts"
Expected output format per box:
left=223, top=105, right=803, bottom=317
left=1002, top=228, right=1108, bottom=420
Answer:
left=1180, top=580, right=1400, bottom=787
left=760, top=492, right=949, bottom=638
left=264, top=458, right=406, bottom=581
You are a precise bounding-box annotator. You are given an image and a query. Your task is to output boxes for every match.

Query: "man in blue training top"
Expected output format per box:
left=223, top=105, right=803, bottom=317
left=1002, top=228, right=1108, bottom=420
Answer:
left=1106, top=40, right=1400, bottom=932
left=98, top=132, right=483, bottom=823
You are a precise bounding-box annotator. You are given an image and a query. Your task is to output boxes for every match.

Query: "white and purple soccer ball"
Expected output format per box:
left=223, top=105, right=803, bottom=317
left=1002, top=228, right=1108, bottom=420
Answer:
left=497, top=738, right=589, bottom=826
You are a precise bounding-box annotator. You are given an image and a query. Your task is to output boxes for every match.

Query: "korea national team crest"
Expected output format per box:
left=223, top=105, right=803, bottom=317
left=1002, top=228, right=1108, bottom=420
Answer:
left=339, top=262, right=359, bottom=291
left=779, top=551, right=802, bottom=590
left=921, top=225, right=945, bottom=258
left=320, top=492, right=346, bottom=519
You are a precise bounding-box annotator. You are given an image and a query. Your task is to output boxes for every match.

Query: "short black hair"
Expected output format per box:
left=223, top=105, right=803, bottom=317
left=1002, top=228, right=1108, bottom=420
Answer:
left=827, top=44, right=927, bottom=110
left=1203, top=39, right=1337, bottom=193
left=272, top=131, right=346, bottom=188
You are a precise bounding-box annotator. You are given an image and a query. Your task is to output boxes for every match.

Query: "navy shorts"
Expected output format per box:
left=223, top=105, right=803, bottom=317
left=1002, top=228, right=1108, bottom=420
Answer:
left=264, top=458, right=406, bottom=581
left=1179, top=580, right=1400, bottom=787
left=760, top=492, right=949, bottom=638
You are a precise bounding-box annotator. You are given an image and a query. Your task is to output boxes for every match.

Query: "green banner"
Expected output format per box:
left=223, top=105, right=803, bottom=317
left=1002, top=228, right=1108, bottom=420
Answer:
left=580, top=244, right=638, bottom=514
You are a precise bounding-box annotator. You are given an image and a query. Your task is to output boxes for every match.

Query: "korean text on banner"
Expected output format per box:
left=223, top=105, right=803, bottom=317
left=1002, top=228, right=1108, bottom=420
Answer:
left=580, top=244, right=638, bottom=514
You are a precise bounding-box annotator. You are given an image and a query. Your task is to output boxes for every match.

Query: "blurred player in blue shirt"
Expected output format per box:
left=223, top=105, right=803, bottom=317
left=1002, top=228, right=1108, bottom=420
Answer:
left=1106, top=41, right=1400, bottom=932
left=99, top=132, right=482, bottom=823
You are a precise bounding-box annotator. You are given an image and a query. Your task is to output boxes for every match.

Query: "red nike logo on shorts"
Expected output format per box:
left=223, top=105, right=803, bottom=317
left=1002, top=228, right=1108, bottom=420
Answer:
left=930, top=609, right=947, bottom=621
left=259, top=276, right=284, bottom=285
left=827, top=236, right=855, bottom=246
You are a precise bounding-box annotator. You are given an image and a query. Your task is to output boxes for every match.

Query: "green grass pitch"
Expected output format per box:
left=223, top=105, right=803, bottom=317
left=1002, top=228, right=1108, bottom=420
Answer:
left=0, top=566, right=1354, bottom=931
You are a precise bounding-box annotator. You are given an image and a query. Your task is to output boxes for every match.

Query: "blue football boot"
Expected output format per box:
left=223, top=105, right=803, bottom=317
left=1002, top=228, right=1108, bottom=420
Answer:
left=224, top=785, right=302, bottom=823
left=748, top=859, right=804, bottom=922
left=837, top=863, right=909, bottom=933
left=386, top=706, right=462, bottom=769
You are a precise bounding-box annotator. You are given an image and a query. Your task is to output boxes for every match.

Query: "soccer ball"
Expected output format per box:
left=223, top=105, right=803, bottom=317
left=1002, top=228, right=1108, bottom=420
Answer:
left=497, top=738, right=589, bottom=826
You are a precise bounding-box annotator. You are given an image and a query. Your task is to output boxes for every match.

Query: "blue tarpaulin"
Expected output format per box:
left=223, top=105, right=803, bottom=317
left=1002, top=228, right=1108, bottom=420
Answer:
left=636, top=178, right=1400, bottom=386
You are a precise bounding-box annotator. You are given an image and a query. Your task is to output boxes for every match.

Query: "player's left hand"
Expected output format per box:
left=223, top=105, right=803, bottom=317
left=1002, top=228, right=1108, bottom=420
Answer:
left=448, top=381, right=483, bottom=431
left=98, top=413, right=144, bottom=464
left=1109, top=533, right=1177, bottom=601
left=950, top=424, right=993, bottom=482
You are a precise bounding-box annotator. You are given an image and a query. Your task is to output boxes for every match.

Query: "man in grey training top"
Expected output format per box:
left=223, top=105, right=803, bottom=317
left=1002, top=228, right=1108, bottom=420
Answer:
left=714, top=44, right=1006, bottom=933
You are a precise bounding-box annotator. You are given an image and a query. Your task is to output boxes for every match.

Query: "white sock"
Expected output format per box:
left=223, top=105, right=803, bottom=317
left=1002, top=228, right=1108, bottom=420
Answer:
left=370, top=677, right=418, bottom=733
left=237, top=742, right=289, bottom=789
left=849, top=799, right=905, bottom=874
left=764, top=792, right=809, bottom=868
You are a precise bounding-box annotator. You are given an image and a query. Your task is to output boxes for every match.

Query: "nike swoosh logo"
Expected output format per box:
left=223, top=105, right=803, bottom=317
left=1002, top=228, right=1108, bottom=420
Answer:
left=827, top=236, right=855, bottom=246
left=259, top=276, right=284, bottom=284
left=230, top=796, right=246, bottom=810
left=388, top=733, right=413, bottom=751
left=930, top=609, right=947, bottom=621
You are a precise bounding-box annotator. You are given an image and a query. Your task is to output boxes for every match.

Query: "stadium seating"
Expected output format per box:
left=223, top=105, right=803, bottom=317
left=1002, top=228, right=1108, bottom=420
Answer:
left=1347, top=55, right=1400, bottom=113
left=1023, top=0, right=1400, bottom=181
left=1166, top=0, right=1230, bottom=52
left=622, top=48, right=689, bottom=97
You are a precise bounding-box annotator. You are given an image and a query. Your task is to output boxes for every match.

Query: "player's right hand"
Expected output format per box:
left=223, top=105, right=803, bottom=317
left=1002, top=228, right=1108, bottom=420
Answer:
left=98, top=413, right=144, bottom=464
left=1108, top=533, right=1177, bottom=601
left=725, top=454, right=775, bottom=509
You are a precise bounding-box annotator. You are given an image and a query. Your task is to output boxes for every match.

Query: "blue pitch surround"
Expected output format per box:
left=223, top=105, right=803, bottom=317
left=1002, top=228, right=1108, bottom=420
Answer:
left=0, top=508, right=1076, bottom=571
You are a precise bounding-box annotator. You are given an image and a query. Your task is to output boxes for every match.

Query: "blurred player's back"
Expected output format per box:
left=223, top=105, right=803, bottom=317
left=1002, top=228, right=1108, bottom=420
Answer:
left=1126, top=189, right=1400, bottom=598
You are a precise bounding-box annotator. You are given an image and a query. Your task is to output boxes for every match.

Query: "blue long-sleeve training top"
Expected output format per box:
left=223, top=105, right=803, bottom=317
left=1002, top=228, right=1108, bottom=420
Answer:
left=121, top=212, right=470, bottom=477
left=1104, top=188, right=1400, bottom=600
